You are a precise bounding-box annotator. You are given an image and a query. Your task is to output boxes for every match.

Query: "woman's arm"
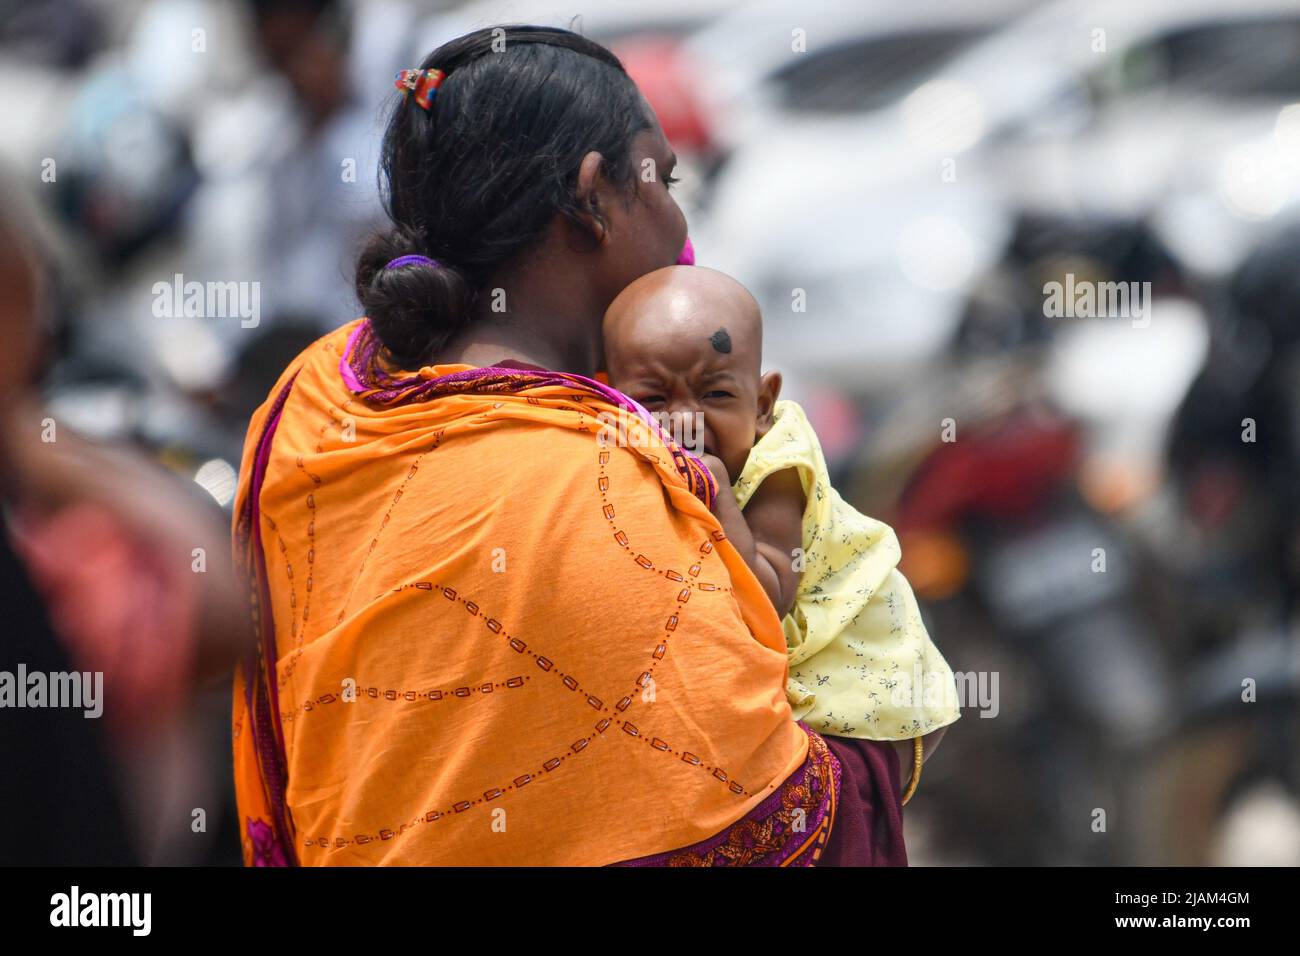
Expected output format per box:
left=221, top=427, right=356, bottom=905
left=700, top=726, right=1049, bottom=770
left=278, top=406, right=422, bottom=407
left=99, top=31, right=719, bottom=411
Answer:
left=4, top=399, right=250, bottom=689
left=700, top=454, right=805, bottom=618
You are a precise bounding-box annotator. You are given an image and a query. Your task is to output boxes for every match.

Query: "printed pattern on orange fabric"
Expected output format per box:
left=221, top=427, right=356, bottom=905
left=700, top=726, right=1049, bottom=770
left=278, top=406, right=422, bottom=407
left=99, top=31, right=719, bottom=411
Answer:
left=613, top=726, right=841, bottom=867
left=293, top=440, right=760, bottom=853
left=233, top=323, right=816, bottom=866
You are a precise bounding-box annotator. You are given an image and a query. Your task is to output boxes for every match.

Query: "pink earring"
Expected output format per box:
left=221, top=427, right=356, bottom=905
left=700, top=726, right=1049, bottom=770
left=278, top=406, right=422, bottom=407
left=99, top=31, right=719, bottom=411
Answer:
left=676, top=237, right=695, bottom=265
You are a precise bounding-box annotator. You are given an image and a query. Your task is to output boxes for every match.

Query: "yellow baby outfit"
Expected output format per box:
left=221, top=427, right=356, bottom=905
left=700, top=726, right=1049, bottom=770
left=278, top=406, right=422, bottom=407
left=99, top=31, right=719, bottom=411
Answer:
left=732, top=400, right=960, bottom=741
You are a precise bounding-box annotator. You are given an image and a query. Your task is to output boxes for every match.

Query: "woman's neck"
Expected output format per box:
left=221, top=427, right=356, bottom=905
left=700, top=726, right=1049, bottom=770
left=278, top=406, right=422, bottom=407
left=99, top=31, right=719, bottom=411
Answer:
left=435, top=313, right=594, bottom=374
left=431, top=240, right=606, bottom=375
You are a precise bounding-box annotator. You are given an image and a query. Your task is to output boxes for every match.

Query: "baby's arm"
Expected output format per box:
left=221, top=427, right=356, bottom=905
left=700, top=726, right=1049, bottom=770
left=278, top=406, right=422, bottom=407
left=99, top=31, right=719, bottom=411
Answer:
left=701, top=455, right=805, bottom=618
left=892, top=724, right=949, bottom=790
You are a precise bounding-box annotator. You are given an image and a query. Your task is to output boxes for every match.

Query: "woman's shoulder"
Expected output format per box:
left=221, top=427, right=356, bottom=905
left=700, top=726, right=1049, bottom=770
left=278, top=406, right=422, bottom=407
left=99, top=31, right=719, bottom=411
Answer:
left=286, top=319, right=364, bottom=382
left=245, top=320, right=363, bottom=429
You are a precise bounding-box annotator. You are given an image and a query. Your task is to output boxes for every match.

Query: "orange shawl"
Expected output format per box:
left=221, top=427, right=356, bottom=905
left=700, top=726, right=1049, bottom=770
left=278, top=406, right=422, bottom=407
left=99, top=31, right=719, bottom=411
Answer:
left=232, top=320, right=816, bottom=865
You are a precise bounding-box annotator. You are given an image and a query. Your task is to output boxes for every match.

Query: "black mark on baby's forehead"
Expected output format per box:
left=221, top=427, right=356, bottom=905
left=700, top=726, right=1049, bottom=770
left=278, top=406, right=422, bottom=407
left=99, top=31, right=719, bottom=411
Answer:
left=709, top=328, right=732, bottom=354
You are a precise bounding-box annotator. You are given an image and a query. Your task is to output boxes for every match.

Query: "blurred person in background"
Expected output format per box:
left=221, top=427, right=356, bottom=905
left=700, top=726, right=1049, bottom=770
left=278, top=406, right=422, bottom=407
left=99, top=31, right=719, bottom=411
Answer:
left=0, top=181, right=250, bottom=864
left=241, top=0, right=386, bottom=329
left=0, top=183, right=135, bottom=865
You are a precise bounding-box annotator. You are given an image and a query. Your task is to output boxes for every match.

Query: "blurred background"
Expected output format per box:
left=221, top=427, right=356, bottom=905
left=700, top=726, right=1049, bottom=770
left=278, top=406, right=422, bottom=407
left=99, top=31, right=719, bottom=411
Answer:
left=1, top=0, right=1299, bottom=865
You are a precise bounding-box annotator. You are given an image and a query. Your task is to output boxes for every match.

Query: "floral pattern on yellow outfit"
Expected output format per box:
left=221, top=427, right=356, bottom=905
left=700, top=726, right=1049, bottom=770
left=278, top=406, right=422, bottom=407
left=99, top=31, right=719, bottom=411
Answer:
left=732, top=400, right=961, bottom=741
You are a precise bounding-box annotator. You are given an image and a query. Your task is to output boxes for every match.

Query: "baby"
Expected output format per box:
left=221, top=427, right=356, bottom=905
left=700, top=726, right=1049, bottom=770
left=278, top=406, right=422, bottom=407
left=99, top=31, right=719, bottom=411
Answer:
left=603, top=266, right=959, bottom=746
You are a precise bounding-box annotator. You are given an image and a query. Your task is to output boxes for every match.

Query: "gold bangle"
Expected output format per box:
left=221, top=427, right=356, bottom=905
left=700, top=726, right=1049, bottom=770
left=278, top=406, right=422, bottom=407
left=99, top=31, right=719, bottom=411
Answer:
left=900, top=736, right=924, bottom=806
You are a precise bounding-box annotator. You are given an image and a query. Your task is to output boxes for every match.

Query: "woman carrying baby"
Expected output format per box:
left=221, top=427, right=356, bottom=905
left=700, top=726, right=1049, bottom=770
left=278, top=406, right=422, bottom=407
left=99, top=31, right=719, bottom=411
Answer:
left=234, top=25, right=923, bottom=866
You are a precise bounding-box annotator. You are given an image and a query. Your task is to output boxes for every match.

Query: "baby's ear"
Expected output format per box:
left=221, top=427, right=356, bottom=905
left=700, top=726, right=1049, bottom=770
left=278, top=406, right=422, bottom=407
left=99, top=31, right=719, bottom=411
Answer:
left=755, top=370, right=783, bottom=439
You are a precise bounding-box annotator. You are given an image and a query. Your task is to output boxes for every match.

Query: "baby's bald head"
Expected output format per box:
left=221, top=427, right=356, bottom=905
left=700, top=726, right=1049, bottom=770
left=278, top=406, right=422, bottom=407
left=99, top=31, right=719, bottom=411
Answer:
left=603, top=266, right=763, bottom=385
left=602, top=266, right=778, bottom=481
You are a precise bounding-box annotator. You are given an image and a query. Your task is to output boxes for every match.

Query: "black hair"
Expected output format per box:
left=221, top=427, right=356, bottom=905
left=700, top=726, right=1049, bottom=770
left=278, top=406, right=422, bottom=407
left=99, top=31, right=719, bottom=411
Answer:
left=354, top=25, right=651, bottom=367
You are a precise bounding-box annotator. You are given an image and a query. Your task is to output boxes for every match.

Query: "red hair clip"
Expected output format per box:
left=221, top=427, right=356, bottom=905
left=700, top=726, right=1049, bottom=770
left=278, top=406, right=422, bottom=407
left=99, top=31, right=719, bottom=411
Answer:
left=394, top=68, right=446, bottom=110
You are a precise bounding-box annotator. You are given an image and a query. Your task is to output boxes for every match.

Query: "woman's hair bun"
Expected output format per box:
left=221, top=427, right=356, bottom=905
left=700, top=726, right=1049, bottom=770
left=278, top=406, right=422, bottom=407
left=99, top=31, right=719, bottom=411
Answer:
left=354, top=227, right=474, bottom=366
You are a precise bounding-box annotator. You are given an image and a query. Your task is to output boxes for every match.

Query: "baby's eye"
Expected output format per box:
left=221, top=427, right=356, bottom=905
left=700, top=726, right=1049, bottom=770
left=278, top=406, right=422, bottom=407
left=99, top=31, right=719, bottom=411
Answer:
left=663, top=173, right=680, bottom=190
left=703, top=390, right=733, bottom=400
left=638, top=395, right=666, bottom=407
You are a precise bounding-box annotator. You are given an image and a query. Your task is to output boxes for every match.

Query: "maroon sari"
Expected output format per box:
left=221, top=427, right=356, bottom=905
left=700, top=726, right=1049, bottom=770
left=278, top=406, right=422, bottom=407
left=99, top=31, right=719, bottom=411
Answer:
left=818, top=736, right=908, bottom=866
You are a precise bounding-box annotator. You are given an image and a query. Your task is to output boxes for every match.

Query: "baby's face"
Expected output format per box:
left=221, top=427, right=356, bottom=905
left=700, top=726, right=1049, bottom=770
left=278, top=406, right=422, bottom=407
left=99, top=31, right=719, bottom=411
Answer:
left=603, top=269, right=776, bottom=481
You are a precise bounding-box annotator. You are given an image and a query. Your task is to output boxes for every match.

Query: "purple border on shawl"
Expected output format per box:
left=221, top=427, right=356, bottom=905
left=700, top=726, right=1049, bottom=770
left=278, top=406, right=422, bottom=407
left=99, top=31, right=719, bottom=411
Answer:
left=336, top=318, right=718, bottom=505
left=339, top=322, right=368, bottom=394
left=613, top=724, right=842, bottom=867
left=239, top=373, right=300, bottom=866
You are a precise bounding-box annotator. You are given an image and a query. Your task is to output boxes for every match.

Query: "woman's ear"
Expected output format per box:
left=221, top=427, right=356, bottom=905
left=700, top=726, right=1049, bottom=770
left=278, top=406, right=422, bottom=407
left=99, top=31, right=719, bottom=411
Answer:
left=575, top=150, right=608, bottom=245
left=756, top=370, right=783, bottom=439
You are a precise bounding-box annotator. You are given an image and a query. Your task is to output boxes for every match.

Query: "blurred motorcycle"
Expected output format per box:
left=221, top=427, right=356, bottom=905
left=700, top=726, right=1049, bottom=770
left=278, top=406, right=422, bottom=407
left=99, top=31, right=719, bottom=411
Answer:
left=849, top=214, right=1212, bottom=864
left=1140, top=223, right=1300, bottom=865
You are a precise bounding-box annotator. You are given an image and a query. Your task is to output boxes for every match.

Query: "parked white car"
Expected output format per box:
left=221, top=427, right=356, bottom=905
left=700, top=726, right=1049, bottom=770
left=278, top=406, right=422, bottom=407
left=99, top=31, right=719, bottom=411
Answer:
left=693, top=0, right=1300, bottom=392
